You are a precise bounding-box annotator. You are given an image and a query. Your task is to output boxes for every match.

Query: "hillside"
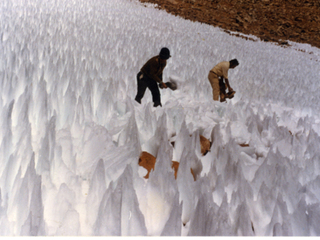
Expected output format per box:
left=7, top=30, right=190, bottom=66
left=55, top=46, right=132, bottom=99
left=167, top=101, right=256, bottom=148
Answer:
left=1, top=0, right=320, bottom=236
left=139, top=0, right=320, bottom=48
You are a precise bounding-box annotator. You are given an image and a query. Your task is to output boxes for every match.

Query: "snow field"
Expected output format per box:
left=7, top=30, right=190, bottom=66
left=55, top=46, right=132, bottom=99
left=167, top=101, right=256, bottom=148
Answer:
left=1, top=0, right=320, bottom=236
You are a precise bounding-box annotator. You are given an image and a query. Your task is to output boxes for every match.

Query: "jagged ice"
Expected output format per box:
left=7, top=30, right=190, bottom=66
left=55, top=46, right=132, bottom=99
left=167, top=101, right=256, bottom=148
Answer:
left=1, top=0, right=320, bottom=236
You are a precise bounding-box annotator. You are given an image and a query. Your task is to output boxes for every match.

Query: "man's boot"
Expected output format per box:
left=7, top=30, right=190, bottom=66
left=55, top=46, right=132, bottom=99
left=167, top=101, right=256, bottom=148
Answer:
left=153, top=101, right=162, bottom=107
left=135, top=97, right=141, bottom=104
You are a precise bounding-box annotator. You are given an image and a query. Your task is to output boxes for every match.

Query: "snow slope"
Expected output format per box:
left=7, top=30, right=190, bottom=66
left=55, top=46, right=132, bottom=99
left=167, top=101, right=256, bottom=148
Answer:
left=1, top=0, right=320, bottom=236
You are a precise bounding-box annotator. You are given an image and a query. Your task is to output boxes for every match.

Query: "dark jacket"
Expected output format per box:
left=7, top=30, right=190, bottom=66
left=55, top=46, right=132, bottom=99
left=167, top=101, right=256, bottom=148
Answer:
left=140, top=56, right=166, bottom=83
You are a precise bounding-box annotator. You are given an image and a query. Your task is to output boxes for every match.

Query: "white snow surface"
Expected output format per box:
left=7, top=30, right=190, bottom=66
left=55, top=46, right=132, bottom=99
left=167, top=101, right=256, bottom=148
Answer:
left=1, top=0, right=320, bottom=236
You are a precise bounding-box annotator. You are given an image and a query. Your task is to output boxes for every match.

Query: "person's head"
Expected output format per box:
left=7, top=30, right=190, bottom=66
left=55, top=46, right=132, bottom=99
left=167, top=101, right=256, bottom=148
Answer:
left=229, top=59, right=239, bottom=68
left=159, top=47, right=171, bottom=61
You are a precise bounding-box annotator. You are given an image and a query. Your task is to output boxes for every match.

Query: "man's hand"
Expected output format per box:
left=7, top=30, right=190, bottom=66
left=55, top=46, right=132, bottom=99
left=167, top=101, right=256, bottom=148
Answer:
left=228, top=87, right=234, bottom=93
left=160, top=82, right=167, bottom=89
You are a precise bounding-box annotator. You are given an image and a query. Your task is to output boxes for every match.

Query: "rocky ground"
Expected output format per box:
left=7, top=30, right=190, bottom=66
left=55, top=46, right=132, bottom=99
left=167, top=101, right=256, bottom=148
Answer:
left=138, top=0, right=320, bottom=49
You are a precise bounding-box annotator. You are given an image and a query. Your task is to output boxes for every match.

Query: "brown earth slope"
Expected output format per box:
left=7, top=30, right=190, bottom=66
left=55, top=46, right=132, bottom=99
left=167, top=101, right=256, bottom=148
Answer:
left=139, top=0, right=320, bottom=49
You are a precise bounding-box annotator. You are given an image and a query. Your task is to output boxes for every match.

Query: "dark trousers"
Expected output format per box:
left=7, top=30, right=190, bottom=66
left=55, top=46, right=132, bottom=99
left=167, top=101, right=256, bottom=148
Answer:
left=219, top=78, right=227, bottom=99
left=135, top=72, right=161, bottom=107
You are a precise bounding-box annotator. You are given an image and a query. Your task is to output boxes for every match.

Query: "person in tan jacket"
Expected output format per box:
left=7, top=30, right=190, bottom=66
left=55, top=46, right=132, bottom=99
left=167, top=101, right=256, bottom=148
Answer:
left=135, top=48, right=171, bottom=107
left=208, top=59, right=239, bottom=102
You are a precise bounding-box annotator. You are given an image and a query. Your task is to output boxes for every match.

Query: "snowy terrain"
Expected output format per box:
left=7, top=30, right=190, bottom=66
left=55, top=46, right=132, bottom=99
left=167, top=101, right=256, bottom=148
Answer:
left=1, top=0, right=320, bottom=236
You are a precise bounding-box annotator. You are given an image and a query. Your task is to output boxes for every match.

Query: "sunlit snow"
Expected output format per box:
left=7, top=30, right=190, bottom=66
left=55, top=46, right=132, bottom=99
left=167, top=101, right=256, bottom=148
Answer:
left=1, top=0, right=320, bottom=236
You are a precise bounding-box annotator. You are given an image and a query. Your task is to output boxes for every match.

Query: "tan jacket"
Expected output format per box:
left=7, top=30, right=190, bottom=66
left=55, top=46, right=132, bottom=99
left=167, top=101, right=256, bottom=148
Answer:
left=211, top=61, right=230, bottom=79
left=141, top=56, right=166, bottom=83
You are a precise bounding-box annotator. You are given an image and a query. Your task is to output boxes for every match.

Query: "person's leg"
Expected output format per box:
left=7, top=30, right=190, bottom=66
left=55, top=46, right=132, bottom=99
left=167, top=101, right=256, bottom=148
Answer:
left=135, top=72, right=147, bottom=104
left=219, top=78, right=226, bottom=102
left=147, top=79, right=162, bottom=107
left=208, top=72, right=220, bottom=101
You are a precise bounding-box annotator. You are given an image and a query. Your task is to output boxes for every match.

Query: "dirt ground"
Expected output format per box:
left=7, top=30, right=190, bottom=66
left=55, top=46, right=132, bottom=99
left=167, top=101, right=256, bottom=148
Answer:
left=138, top=0, right=320, bottom=49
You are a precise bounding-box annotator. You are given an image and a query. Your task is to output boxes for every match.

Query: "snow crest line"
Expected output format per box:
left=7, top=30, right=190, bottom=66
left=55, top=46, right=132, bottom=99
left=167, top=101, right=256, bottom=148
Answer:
left=1, top=0, right=320, bottom=236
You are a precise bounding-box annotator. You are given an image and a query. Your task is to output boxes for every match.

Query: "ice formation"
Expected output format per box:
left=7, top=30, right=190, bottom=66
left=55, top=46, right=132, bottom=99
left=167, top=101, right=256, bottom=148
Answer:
left=1, top=0, right=320, bottom=236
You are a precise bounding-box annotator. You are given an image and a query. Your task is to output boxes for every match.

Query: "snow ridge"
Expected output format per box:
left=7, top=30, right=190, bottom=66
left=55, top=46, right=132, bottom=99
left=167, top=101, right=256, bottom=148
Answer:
left=1, top=0, right=320, bottom=236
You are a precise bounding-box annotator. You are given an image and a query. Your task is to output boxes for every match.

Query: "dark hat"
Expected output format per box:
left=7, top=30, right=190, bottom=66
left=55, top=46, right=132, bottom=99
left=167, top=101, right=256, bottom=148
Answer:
left=159, top=47, right=171, bottom=60
left=230, top=59, right=239, bottom=66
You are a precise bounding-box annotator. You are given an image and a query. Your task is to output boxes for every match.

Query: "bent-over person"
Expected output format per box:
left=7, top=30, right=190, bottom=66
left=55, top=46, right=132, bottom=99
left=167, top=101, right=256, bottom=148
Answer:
left=208, top=59, right=239, bottom=102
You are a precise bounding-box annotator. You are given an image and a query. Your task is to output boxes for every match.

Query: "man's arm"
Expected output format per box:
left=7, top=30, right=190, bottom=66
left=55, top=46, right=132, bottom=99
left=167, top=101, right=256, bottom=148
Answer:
left=159, top=82, right=167, bottom=89
left=141, top=57, right=164, bottom=84
left=145, top=69, right=167, bottom=88
left=144, top=66, right=163, bottom=83
left=224, top=78, right=233, bottom=92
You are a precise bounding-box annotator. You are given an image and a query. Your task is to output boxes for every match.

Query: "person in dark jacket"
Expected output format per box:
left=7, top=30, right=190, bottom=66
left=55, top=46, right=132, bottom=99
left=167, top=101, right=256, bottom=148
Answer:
left=135, top=47, right=171, bottom=107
